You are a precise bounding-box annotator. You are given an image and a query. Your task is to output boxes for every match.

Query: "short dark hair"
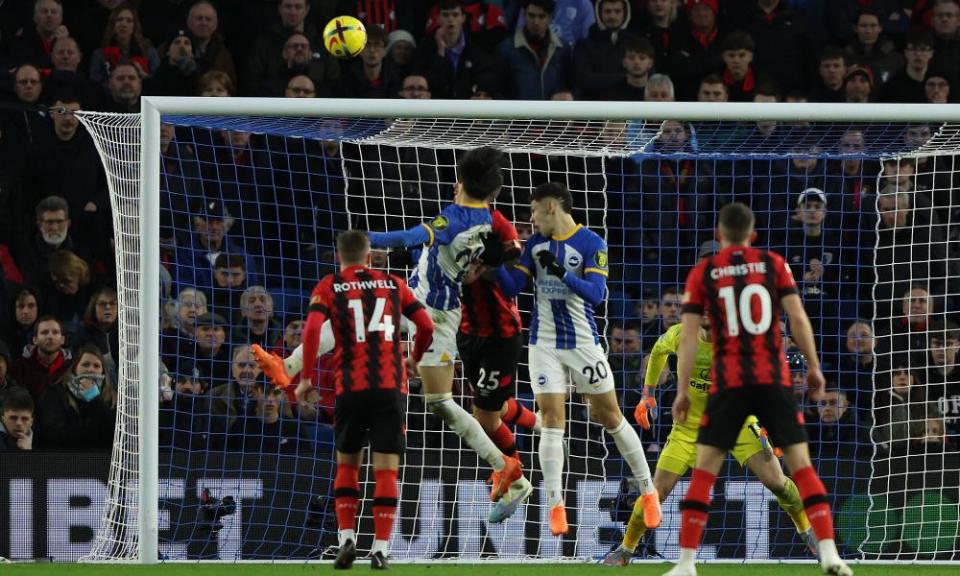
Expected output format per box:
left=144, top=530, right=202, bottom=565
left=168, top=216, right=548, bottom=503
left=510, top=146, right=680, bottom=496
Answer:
left=523, top=0, right=555, bottom=13
left=214, top=253, right=246, bottom=270
left=721, top=30, right=754, bottom=53
left=621, top=34, right=655, bottom=58
left=718, top=202, right=755, bottom=242
left=458, top=146, right=505, bottom=200
left=928, top=319, right=960, bottom=343
left=365, top=23, right=387, bottom=46
left=337, top=230, right=370, bottom=264
left=905, top=27, right=935, bottom=50
left=36, top=196, right=70, bottom=219
left=700, top=72, right=725, bottom=87
left=33, top=315, right=63, bottom=336
left=531, top=182, right=573, bottom=213
left=661, top=285, right=681, bottom=299
left=1, top=387, right=34, bottom=415
left=754, top=78, right=781, bottom=100
left=819, top=45, right=846, bottom=64
left=438, top=0, right=464, bottom=11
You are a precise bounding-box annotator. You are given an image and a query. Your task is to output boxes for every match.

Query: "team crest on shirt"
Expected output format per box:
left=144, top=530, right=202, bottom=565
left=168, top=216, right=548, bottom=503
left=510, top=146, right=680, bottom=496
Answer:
left=537, top=374, right=547, bottom=386
left=596, top=251, right=608, bottom=268
left=567, top=254, right=581, bottom=268
left=430, top=216, right=449, bottom=231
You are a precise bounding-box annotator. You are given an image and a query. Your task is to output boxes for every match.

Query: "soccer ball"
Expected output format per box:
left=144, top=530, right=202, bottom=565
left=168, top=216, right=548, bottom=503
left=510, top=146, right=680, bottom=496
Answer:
left=323, top=16, right=367, bottom=59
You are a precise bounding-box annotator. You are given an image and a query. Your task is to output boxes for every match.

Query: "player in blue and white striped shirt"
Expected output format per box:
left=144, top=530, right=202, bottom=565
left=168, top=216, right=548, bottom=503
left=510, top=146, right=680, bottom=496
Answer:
left=496, top=182, right=660, bottom=536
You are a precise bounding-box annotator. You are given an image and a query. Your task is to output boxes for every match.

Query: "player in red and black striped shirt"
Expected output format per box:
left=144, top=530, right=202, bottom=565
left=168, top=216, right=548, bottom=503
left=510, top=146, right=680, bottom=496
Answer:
left=295, top=230, right=434, bottom=570
left=458, top=209, right=539, bottom=490
left=665, top=204, right=851, bottom=576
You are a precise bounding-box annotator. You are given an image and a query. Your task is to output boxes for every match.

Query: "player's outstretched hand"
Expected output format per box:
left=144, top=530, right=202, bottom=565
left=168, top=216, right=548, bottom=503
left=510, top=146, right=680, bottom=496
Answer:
left=805, top=366, right=826, bottom=402
left=634, top=395, right=658, bottom=430
left=479, top=232, right=504, bottom=267
left=536, top=250, right=566, bottom=279
left=672, top=391, right=690, bottom=425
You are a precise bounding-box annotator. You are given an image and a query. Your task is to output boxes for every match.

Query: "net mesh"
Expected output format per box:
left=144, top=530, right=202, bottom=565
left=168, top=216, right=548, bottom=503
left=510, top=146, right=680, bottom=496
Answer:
left=74, top=109, right=960, bottom=563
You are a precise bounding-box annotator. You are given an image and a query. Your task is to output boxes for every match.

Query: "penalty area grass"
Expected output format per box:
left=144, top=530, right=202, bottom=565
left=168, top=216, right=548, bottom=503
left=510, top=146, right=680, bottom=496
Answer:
left=3, top=563, right=959, bottom=576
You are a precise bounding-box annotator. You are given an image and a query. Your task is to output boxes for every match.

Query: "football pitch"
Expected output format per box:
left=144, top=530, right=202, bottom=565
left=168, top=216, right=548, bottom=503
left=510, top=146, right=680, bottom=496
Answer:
left=3, top=563, right=958, bottom=576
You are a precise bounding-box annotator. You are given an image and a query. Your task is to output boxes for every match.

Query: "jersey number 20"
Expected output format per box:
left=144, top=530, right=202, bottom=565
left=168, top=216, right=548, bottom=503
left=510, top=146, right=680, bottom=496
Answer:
left=347, top=298, right=394, bottom=342
left=718, top=284, right=772, bottom=336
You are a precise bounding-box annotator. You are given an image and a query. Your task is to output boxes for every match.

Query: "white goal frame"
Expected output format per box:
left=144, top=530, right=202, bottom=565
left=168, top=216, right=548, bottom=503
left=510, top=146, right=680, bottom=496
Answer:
left=127, top=98, right=960, bottom=564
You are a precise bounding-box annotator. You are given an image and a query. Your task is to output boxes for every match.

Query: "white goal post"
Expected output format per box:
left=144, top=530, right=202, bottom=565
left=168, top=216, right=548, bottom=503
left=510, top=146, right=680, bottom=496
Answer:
left=75, top=98, right=960, bottom=564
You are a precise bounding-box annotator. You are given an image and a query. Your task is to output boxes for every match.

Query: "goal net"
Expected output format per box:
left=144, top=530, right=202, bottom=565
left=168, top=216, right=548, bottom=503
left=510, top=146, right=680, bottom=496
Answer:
left=69, top=100, right=960, bottom=563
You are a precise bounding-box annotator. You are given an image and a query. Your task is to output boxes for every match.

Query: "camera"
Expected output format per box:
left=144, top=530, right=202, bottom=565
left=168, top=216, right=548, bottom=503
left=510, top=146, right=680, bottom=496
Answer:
left=198, top=488, right=236, bottom=533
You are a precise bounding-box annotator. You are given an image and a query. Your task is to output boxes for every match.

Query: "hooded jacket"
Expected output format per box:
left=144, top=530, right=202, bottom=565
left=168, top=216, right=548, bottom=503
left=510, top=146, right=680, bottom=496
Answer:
left=572, top=0, right=632, bottom=99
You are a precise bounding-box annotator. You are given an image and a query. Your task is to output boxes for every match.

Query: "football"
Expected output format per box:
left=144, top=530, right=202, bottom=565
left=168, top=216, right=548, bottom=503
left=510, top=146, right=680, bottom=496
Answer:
left=323, top=15, right=367, bottom=59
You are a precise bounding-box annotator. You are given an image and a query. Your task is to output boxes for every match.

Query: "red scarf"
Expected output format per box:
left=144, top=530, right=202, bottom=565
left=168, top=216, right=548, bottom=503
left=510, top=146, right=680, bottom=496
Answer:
left=723, top=67, right=756, bottom=94
left=691, top=28, right=717, bottom=49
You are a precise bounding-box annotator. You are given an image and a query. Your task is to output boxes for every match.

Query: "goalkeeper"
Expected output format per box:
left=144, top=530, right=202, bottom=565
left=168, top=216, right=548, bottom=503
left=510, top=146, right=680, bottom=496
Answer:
left=602, top=314, right=817, bottom=566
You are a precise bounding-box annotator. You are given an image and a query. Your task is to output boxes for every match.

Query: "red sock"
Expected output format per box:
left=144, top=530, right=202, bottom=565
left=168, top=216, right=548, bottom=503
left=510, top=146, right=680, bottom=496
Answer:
left=503, top=397, right=537, bottom=430
left=679, top=468, right=716, bottom=550
left=373, top=469, right=399, bottom=541
left=334, top=464, right=360, bottom=532
left=793, top=466, right=835, bottom=541
left=490, top=423, right=517, bottom=456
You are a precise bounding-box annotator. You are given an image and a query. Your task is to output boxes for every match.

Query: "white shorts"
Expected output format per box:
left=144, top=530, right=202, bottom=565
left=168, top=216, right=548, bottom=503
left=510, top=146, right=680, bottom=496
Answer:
left=528, top=344, right=615, bottom=396
left=408, top=306, right=460, bottom=367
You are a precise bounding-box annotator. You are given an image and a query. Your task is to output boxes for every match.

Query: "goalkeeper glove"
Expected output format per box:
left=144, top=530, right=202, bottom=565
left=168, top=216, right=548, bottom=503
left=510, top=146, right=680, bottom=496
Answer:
left=536, top=250, right=566, bottom=280
left=633, top=394, right=658, bottom=430
left=479, top=232, right=504, bottom=267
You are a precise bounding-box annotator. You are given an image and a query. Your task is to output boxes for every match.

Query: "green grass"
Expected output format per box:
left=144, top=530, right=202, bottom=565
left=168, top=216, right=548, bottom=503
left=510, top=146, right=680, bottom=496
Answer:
left=3, top=563, right=959, bottom=576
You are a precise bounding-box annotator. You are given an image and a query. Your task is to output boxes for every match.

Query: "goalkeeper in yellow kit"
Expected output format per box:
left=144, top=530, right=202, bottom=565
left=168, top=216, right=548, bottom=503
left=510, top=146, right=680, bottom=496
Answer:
left=601, top=314, right=817, bottom=566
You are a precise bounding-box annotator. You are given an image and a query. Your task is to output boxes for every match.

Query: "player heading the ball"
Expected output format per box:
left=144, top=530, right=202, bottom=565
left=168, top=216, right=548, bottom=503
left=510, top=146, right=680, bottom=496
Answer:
left=495, top=182, right=660, bottom=536
left=664, top=203, right=851, bottom=576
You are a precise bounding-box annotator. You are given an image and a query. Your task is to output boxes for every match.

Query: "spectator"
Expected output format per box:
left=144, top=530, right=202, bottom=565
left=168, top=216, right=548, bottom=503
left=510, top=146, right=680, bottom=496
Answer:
left=416, top=0, right=497, bottom=99
left=635, top=0, right=684, bottom=74
left=882, top=28, right=936, bottom=103
left=284, top=74, right=316, bottom=98
left=931, top=0, right=960, bottom=80
left=0, top=387, right=34, bottom=451
left=72, top=287, right=119, bottom=383
left=843, top=63, right=874, bottom=103
left=237, top=382, right=303, bottom=453
left=398, top=74, right=432, bottom=99
left=88, top=3, right=160, bottom=88
left=0, top=340, right=20, bottom=397
left=100, top=61, right=142, bottom=112
left=15, top=197, right=94, bottom=290
left=825, top=1, right=910, bottom=46
left=810, top=47, right=847, bottom=102
left=243, top=0, right=323, bottom=97
left=911, top=416, right=953, bottom=453
left=572, top=0, right=631, bottom=99
left=877, top=283, right=935, bottom=356
left=903, top=124, right=958, bottom=214
left=781, top=188, right=841, bottom=299
left=516, top=0, right=595, bottom=45
left=191, top=311, right=231, bottom=387
left=696, top=72, right=728, bottom=102
left=182, top=0, right=237, bottom=86
left=843, top=8, right=903, bottom=84
left=923, top=67, right=953, bottom=103
left=37, top=343, right=116, bottom=450
left=340, top=25, right=398, bottom=99
left=209, top=343, right=262, bottom=447
left=644, top=72, right=675, bottom=101
left=161, top=287, right=208, bottom=366
left=836, top=320, right=876, bottom=413
left=47, top=36, right=102, bottom=109
left=197, top=70, right=234, bottom=97
left=749, top=84, right=779, bottom=139
left=3, top=289, right=41, bottom=356
left=424, top=0, right=509, bottom=53
left=158, top=358, right=210, bottom=450
left=208, top=254, right=248, bottom=320
left=12, top=316, right=71, bottom=405
left=719, top=30, right=758, bottom=102
left=826, top=128, right=878, bottom=220
left=41, top=250, right=93, bottom=336
left=279, top=317, right=305, bottom=355
left=145, top=29, right=200, bottom=97
left=7, top=0, right=65, bottom=69
left=740, top=0, right=815, bottom=94
left=922, top=319, right=960, bottom=439
left=231, top=286, right=282, bottom=347
left=11, top=63, right=44, bottom=106
left=670, top=0, right=723, bottom=101
left=873, top=356, right=925, bottom=454
left=608, top=322, right=643, bottom=390
left=497, top=0, right=572, bottom=100
left=384, top=30, right=418, bottom=82
left=172, top=199, right=261, bottom=293
left=0, top=65, right=50, bottom=201
left=599, top=34, right=654, bottom=101
left=806, top=387, right=864, bottom=459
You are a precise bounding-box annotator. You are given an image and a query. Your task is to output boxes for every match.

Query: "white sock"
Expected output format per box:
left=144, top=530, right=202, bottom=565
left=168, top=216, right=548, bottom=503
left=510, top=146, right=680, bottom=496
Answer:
left=371, top=539, right=389, bottom=556
left=435, top=398, right=506, bottom=471
left=338, top=529, right=356, bottom=547
left=608, top=417, right=655, bottom=495
left=285, top=344, right=304, bottom=375
left=540, top=427, right=565, bottom=506
left=818, top=538, right=840, bottom=562
left=678, top=548, right=696, bottom=564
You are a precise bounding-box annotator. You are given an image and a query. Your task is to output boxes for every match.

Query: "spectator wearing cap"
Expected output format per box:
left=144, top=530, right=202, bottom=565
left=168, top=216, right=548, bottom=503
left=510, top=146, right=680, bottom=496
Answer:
left=738, top=0, right=816, bottom=94
left=496, top=0, right=572, bottom=100
left=87, top=3, right=160, bottom=88
left=340, top=25, right=400, bottom=99
left=599, top=34, right=654, bottom=100
left=384, top=30, right=418, bottom=84
left=13, top=316, right=71, bottom=405
left=572, top=0, right=632, bottom=99
left=243, top=0, right=324, bottom=97
left=6, top=0, right=65, bottom=70
left=921, top=319, right=960, bottom=440
left=843, top=63, right=875, bottom=103
left=191, top=311, right=231, bottom=387
left=159, top=358, right=211, bottom=450
left=882, top=28, right=936, bottom=103
left=931, top=0, right=960, bottom=81
left=415, top=0, right=498, bottom=99
left=671, top=0, right=723, bottom=101
left=173, top=199, right=262, bottom=293
left=37, top=343, right=116, bottom=450
left=230, top=286, right=282, bottom=348
left=145, top=30, right=200, bottom=97
left=781, top=188, right=842, bottom=301
left=0, top=387, right=34, bottom=451
left=843, top=8, right=903, bottom=85
left=15, top=196, right=94, bottom=290
left=810, top=46, right=847, bottom=102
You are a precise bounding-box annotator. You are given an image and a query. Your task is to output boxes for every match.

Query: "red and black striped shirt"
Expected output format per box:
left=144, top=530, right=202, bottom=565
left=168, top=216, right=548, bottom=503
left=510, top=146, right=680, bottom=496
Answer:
left=354, top=0, right=398, bottom=33
left=460, top=210, right=522, bottom=338
left=683, top=246, right=797, bottom=391
left=307, top=266, right=423, bottom=395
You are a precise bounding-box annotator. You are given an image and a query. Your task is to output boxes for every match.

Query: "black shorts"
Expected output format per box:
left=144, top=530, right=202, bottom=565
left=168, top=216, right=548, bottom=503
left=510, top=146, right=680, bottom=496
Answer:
left=457, top=332, right=522, bottom=412
left=334, top=389, right=406, bottom=455
left=697, top=385, right=808, bottom=452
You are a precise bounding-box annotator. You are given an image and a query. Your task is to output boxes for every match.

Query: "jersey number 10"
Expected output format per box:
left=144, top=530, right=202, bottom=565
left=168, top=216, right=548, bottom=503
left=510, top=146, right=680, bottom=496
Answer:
left=718, top=285, right=772, bottom=337
left=347, top=298, right=394, bottom=342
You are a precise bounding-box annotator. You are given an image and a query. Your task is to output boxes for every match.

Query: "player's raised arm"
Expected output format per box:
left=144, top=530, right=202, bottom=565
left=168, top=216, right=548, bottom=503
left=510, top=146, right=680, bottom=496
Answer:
left=635, top=328, right=678, bottom=429
left=368, top=221, right=434, bottom=249
left=494, top=232, right=534, bottom=298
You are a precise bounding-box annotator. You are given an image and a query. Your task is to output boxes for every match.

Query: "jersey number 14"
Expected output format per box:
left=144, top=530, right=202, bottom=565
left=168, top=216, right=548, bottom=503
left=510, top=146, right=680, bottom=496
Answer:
left=718, top=285, right=772, bottom=337
left=347, top=297, right=394, bottom=342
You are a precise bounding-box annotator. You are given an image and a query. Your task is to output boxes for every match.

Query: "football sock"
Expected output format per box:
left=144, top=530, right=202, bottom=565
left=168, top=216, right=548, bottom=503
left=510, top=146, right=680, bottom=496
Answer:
left=490, top=423, right=517, bottom=457
left=373, top=469, right=399, bottom=553
left=540, top=427, right=565, bottom=506
left=503, top=397, right=537, bottom=430
left=792, top=466, right=836, bottom=543
left=679, top=468, right=715, bottom=551
left=284, top=344, right=304, bottom=375
left=774, top=476, right=811, bottom=534
left=622, top=497, right=649, bottom=552
left=427, top=394, right=506, bottom=470
left=334, top=463, right=360, bottom=545
left=608, top=417, right=655, bottom=494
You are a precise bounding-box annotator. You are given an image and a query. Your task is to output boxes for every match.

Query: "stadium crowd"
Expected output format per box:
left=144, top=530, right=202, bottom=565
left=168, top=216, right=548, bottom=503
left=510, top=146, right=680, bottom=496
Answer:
left=0, top=0, right=957, bottom=487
